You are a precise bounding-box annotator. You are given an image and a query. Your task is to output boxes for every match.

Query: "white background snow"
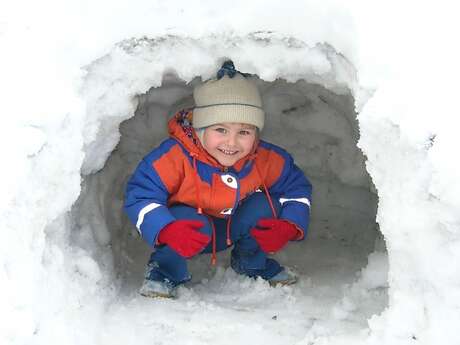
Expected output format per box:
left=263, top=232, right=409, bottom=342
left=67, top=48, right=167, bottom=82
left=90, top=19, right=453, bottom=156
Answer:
left=1, top=1, right=460, bottom=344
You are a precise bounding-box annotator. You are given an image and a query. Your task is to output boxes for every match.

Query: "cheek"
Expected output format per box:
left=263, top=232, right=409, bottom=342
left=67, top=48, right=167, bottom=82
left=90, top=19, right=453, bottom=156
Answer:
left=240, top=137, right=256, bottom=151
left=202, top=133, right=220, bottom=151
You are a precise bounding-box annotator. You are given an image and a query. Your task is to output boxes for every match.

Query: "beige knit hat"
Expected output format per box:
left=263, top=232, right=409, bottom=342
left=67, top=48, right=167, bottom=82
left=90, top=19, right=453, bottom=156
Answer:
left=192, top=74, right=265, bottom=130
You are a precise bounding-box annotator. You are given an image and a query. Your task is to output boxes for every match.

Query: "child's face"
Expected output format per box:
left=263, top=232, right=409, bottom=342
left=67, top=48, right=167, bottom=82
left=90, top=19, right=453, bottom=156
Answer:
left=202, top=122, right=257, bottom=167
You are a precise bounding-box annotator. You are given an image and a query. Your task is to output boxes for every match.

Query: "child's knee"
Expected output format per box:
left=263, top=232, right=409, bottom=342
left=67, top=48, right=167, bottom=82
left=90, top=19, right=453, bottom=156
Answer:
left=235, top=192, right=281, bottom=224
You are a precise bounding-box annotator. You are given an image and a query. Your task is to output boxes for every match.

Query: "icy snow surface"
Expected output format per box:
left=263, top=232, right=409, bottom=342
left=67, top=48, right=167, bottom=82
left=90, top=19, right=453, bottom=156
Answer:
left=1, top=1, right=460, bottom=345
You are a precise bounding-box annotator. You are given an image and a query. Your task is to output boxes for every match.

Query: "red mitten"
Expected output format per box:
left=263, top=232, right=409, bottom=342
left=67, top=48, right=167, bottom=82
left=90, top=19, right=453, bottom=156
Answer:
left=158, top=220, right=210, bottom=258
left=250, top=219, right=300, bottom=253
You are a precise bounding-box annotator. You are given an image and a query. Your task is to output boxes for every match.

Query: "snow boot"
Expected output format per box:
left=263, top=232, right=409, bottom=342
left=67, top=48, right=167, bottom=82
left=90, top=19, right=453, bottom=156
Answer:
left=139, top=262, right=178, bottom=298
left=268, top=269, right=297, bottom=287
left=139, top=277, right=177, bottom=298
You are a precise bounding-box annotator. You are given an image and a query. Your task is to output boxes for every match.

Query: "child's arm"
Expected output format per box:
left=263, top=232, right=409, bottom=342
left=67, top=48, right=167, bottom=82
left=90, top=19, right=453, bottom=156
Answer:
left=124, top=158, right=177, bottom=246
left=268, top=151, right=313, bottom=240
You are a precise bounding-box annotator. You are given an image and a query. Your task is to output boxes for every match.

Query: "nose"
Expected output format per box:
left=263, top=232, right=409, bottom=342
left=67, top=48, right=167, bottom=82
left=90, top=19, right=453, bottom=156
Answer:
left=227, top=133, right=237, bottom=146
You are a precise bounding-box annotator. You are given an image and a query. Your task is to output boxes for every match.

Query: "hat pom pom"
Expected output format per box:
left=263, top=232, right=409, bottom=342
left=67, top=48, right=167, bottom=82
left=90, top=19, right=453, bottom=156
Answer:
left=217, top=60, right=237, bottom=79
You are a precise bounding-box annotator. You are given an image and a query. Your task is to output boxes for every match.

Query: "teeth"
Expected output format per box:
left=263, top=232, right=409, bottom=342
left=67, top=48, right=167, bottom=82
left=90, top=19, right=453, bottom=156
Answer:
left=219, top=149, right=237, bottom=155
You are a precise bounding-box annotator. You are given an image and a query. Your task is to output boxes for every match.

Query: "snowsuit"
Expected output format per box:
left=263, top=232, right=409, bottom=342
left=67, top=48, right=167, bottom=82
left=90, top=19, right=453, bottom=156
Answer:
left=124, top=110, right=312, bottom=285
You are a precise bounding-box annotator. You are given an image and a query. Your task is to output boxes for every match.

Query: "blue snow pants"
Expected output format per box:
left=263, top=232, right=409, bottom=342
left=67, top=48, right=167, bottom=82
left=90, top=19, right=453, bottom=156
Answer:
left=146, top=192, right=283, bottom=286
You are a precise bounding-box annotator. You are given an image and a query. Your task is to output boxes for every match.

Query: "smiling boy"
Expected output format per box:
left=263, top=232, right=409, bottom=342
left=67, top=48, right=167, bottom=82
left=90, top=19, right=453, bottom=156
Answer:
left=124, top=62, right=312, bottom=298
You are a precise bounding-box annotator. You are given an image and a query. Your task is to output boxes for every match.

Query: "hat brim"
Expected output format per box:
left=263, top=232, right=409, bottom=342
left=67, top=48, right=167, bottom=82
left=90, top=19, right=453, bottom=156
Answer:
left=192, top=105, right=264, bottom=130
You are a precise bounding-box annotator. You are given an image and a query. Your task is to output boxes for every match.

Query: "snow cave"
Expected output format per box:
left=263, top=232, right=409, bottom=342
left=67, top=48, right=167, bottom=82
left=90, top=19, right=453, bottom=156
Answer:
left=4, top=2, right=460, bottom=344
left=68, top=35, right=387, bottom=334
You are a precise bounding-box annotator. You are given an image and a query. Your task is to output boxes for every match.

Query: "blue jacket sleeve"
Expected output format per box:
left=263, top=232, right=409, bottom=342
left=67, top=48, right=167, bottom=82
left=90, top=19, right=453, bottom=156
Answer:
left=124, top=158, right=176, bottom=246
left=269, top=151, right=312, bottom=239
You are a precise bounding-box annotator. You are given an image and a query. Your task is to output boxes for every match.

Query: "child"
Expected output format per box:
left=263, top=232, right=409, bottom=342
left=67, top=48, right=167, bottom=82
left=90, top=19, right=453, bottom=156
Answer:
left=124, top=61, right=312, bottom=298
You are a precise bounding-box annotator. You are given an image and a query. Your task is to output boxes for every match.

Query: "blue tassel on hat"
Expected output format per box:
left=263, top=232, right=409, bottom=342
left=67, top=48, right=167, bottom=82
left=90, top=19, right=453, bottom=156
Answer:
left=216, top=60, right=251, bottom=80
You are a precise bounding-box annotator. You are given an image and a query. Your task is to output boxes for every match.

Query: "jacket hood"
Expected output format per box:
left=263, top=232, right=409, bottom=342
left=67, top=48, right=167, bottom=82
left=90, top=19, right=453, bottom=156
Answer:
left=168, top=110, right=257, bottom=171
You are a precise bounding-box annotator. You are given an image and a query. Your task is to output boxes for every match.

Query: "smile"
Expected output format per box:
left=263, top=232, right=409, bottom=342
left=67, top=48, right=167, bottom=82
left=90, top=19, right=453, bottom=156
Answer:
left=218, top=148, right=238, bottom=155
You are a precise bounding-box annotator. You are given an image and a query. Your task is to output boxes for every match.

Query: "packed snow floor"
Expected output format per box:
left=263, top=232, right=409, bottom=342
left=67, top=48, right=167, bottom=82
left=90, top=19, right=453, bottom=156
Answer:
left=97, top=245, right=388, bottom=345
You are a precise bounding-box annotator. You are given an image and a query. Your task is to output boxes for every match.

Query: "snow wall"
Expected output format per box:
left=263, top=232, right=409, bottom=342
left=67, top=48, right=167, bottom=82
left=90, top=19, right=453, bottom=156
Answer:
left=1, top=1, right=460, bottom=345
left=74, top=36, right=380, bottom=291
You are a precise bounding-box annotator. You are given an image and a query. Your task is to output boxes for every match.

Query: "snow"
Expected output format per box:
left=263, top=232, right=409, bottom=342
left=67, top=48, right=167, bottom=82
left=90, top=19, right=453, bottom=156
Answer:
left=1, top=0, right=460, bottom=344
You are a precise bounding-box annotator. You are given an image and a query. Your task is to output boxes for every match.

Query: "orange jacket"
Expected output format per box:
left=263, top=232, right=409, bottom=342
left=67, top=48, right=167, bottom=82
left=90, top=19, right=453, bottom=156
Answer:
left=124, top=110, right=312, bottom=246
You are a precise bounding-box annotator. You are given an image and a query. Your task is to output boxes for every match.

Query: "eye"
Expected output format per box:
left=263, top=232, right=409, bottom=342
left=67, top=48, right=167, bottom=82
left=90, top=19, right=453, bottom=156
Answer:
left=239, top=130, right=253, bottom=136
left=214, top=127, right=227, bottom=134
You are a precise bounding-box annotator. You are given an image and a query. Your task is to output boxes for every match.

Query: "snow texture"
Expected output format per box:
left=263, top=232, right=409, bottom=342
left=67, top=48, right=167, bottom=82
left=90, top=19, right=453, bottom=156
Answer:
left=1, top=1, right=460, bottom=344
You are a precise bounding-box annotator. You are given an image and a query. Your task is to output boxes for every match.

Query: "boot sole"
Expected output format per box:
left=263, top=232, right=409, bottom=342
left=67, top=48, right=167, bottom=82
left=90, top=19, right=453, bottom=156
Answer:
left=269, top=276, right=298, bottom=287
left=139, top=290, right=175, bottom=299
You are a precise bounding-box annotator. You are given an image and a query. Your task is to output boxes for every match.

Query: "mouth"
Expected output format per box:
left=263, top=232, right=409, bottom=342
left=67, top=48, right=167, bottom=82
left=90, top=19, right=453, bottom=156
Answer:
left=218, top=148, right=239, bottom=156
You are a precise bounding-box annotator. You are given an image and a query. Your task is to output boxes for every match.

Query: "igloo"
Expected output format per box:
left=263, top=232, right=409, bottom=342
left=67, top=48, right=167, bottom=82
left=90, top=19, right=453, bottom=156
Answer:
left=2, top=2, right=459, bottom=345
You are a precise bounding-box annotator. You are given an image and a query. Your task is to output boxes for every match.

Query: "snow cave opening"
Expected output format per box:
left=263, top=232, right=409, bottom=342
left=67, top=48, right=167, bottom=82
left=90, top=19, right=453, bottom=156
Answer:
left=72, top=72, right=384, bottom=294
